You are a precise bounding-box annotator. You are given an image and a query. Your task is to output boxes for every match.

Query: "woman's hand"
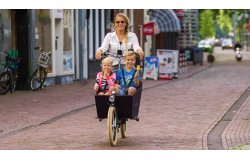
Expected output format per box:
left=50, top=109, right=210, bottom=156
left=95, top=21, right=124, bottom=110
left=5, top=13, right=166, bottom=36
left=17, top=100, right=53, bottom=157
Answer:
left=136, top=49, right=144, bottom=60
left=95, top=50, right=103, bottom=60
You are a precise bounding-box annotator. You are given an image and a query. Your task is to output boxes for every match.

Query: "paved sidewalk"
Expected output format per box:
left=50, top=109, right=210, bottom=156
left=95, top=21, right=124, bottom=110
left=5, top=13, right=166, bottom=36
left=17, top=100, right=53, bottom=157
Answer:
left=0, top=62, right=249, bottom=149
left=222, top=90, right=250, bottom=150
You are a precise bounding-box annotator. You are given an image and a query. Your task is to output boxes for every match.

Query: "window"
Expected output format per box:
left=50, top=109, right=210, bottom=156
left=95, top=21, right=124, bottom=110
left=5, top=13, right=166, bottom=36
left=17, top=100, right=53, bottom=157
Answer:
left=35, top=9, right=52, bottom=73
left=63, top=9, right=72, bottom=51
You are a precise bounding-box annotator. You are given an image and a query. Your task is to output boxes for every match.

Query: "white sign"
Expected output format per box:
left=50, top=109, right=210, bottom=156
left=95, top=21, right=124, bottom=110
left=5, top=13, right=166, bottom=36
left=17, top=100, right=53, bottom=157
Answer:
left=157, top=49, right=179, bottom=79
left=52, top=9, right=63, bottom=19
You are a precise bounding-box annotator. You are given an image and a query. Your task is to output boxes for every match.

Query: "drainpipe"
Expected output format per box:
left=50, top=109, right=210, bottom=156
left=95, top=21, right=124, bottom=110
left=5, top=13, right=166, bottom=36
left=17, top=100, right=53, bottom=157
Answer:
left=78, top=9, right=87, bottom=81
left=29, top=9, right=36, bottom=78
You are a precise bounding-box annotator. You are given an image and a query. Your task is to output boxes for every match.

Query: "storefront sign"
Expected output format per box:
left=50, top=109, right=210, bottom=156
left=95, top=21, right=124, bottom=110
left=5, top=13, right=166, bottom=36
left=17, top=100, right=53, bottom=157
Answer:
left=142, top=22, right=155, bottom=35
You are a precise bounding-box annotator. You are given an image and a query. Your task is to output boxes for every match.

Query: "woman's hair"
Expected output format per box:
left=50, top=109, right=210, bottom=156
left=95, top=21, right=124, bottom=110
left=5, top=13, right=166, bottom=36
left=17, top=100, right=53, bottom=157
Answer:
left=124, top=51, right=136, bottom=60
left=114, top=13, right=130, bottom=50
left=114, top=13, right=130, bottom=33
left=102, top=57, right=113, bottom=65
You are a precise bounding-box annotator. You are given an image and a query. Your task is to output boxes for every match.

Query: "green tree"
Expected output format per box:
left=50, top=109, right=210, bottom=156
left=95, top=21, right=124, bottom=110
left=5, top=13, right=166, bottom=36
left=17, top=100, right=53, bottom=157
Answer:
left=199, top=10, right=215, bottom=39
left=216, top=9, right=232, bottom=37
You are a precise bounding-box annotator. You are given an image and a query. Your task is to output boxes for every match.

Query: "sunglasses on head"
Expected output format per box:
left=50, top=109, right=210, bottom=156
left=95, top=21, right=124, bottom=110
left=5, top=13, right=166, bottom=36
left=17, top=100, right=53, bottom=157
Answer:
left=115, top=21, right=125, bottom=24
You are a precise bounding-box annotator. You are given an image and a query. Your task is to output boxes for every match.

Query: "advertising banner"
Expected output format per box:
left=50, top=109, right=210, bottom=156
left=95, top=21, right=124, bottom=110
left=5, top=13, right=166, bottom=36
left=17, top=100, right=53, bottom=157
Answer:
left=157, top=49, right=179, bottom=79
left=143, top=56, right=159, bottom=80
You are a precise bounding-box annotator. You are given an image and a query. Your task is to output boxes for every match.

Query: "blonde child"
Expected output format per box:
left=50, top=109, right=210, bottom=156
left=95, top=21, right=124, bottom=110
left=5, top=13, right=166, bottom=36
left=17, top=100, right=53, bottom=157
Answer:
left=94, top=57, right=117, bottom=95
left=116, top=51, right=140, bottom=95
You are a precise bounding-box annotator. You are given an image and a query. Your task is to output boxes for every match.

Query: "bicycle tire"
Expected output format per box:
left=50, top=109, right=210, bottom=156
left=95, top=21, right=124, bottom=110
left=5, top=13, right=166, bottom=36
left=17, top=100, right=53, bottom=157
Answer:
left=30, top=67, right=47, bottom=91
left=0, top=71, right=11, bottom=95
left=120, top=121, right=126, bottom=138
left=9, top=73, right=16, bottom=93
left=107, top=106, right=117, bottom=146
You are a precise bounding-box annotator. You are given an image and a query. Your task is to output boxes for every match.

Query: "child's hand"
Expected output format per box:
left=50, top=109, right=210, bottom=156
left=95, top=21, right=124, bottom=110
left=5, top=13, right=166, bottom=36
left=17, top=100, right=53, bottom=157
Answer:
left=136, top=65, right=140, bottom=71
left=134, top=70, right=139, bottom=79
left=114, top=84, right=120, bottom=88
left=94, top=84, right=99, bottom=92
left=103, top=71, right=109, bottom=79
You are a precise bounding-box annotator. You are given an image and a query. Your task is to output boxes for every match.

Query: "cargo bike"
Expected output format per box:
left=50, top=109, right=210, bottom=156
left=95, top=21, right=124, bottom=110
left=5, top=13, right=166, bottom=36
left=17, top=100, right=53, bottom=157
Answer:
left=95, top=50, right=143, bottom=146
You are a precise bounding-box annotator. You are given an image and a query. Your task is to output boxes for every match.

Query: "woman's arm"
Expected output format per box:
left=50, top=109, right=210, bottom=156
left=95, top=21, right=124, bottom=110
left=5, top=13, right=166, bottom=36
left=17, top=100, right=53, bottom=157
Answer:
left=130, top=33, right=144, bottom=59
left=96, top=33, right=110, bottom=59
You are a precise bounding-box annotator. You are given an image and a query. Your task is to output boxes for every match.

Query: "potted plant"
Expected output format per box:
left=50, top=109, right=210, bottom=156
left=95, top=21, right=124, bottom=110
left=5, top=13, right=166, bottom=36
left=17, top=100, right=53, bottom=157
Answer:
left=206, top=47, right=215, bottom=63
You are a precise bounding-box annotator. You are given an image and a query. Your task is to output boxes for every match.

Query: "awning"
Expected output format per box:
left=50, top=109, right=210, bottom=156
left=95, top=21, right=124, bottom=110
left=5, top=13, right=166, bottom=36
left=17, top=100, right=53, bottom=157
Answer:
left=148, top=9, right=181, bottom=33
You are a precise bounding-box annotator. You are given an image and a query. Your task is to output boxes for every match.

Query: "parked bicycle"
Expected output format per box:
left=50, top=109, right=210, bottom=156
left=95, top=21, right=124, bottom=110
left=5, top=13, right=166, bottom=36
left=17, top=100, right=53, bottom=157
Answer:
left=0, top=49, right=21, bottom=95
left=30, top=47, right=52, bottom=91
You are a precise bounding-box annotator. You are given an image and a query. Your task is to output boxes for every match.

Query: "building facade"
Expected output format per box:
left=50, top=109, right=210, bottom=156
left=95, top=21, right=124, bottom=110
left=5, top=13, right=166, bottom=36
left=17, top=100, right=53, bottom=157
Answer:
left=0, top=9, right=145, bottom=89
left=1, top=9, right=185, bottom=90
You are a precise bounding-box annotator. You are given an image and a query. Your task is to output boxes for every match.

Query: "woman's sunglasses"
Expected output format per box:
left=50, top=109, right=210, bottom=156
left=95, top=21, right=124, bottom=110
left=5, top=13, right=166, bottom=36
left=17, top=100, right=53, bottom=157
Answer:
left=115, top=21, right=125, bottom=24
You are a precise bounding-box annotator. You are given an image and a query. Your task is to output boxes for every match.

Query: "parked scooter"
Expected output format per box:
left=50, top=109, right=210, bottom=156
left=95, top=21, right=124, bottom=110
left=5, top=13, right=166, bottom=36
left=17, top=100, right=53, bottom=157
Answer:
left=235, top=47, right=242, bottom=62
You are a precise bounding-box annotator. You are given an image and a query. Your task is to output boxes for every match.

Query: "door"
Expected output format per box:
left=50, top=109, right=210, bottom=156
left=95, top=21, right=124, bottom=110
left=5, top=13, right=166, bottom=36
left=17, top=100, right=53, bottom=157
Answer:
left=14, top=9, right=29, bottom=90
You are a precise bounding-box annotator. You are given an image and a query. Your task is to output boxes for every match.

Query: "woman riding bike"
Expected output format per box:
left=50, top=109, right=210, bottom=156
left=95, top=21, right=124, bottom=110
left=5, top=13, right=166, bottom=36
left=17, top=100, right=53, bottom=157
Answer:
left=95, top=12, right=144, bottom=69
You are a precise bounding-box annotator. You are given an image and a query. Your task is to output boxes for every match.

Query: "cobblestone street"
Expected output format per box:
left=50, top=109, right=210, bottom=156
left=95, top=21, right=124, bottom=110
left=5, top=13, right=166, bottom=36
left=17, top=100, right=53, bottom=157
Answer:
left=1, top=48, right=250, bottom=149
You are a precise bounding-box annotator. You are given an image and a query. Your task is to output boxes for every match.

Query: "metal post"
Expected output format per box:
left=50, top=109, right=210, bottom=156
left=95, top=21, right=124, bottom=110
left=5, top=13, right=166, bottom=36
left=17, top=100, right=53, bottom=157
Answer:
left=233, top=12, right=236, bottom=44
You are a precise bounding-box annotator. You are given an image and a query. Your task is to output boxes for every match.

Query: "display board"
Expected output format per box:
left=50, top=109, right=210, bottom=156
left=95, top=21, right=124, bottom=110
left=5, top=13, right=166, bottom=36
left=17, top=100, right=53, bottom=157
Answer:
left=157, top=49, right=179, bottom=79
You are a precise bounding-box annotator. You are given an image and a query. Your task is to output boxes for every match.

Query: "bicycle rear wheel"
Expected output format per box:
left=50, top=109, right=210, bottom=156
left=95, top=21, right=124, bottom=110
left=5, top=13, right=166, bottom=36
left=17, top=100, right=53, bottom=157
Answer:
left=0, top=71, right=11, bottom=95
left=120, top=120, right=127, bottom=138
left=30, top=67, right=47, bottom=91
left=107, top=106, right=118, bottom=146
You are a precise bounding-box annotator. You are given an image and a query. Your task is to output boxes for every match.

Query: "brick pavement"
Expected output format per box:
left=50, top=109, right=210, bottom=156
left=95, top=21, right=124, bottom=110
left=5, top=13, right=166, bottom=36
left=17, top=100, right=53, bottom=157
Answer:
left=222, top=91, right=250, bottom=149
left=0, top=63, right=209, bottom=137
left=0, top=61, right=250, bottom=149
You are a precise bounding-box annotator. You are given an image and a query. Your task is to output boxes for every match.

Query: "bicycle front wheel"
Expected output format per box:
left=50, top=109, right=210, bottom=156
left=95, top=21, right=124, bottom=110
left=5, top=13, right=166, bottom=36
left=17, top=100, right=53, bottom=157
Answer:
left=30, top=67, right=47, bottom=91
left=107, top=106, right=118, bottom=146
left=0, top=71, right=11, bottom=95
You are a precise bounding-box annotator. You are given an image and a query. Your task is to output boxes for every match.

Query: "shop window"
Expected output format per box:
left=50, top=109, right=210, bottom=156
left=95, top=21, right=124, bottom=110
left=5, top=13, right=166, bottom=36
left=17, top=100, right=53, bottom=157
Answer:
left=0, top=10, right=11, bottom=72
left=35, top=9, right=52, bottom=73
left=63, top=9, right=72, bottom=52
left=63, top=9, right=73, bottom=72
left=0, top=10, right=11, bottom=51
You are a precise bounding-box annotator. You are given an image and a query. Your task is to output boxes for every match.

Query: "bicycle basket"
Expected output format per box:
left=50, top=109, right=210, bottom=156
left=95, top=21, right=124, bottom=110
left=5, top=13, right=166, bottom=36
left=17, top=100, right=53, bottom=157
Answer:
left=38, top=52, right=50, bottom=68
left=7, top=57, right=20, bottom=71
